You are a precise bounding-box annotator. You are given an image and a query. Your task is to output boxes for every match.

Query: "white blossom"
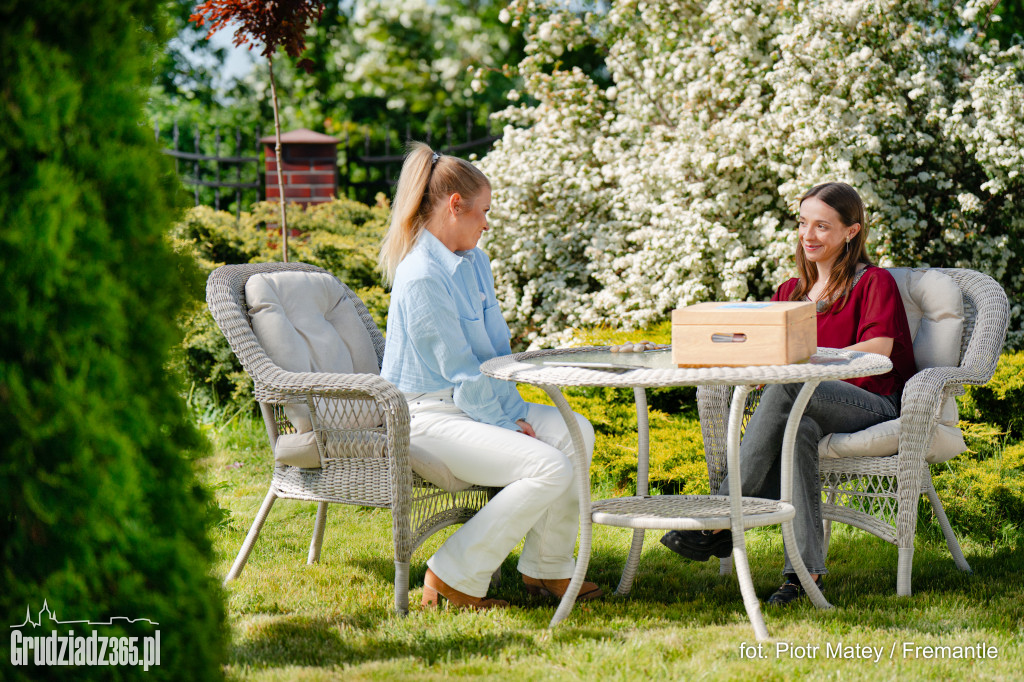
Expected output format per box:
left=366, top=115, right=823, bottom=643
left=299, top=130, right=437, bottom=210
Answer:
left=480, top=0, right=1024, bottom=349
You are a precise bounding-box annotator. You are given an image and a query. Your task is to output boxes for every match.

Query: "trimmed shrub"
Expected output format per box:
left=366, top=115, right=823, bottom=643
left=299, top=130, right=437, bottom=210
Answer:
left=930, top=440, right=1024, bottom=542
left=1, top=2, right=225, bottom=679
left=958, top=351, right=1024, bottom=438
left=170, top=198, right=390, bottom=415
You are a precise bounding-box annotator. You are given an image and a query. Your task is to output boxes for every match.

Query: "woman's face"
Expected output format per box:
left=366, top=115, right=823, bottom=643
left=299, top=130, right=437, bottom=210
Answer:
left=448, top=186, right=491, bottom=252
left=797, top=196, right=859, bottom=267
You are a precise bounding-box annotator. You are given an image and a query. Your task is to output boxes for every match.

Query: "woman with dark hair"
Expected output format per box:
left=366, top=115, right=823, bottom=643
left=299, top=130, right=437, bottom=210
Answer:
left=380, top=142, right=602, bottom=610
left=661, top=182, right=916, bottom=605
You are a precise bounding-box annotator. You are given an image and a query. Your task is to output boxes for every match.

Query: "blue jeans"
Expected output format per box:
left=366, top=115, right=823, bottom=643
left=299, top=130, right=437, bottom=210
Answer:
left=716, top=381, right=899, bottom=576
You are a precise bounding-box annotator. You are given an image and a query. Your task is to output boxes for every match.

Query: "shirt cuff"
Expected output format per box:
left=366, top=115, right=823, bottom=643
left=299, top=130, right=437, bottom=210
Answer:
left=498, top=418, right=521, bottom=431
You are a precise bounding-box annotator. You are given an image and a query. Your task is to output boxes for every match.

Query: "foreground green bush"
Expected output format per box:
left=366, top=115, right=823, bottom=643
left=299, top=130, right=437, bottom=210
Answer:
left=170, top=199, right=389, bottom=415
left=1, top=2, right=225, bottom=678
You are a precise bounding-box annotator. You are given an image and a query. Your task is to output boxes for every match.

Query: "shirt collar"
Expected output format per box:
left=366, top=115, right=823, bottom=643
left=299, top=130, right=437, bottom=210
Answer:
left=418, top=228, right=475, bottom=275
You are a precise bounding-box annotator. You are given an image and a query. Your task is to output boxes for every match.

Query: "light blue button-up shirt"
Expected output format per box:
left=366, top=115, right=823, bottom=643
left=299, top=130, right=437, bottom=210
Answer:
left=381, top=229, right=528, bottom=431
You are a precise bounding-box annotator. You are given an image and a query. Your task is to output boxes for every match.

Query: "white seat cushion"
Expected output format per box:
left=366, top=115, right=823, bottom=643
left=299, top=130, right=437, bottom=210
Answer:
left=819, top=394, right=967, bottom=464
left=274, top=431, right=321, bottom=469
left=818, top=268, right=967, bottom=464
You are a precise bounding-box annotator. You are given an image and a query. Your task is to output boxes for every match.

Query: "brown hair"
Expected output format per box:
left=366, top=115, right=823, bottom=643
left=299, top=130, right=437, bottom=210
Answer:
left=788, top=182, right=872, bottom=313
left=378, top=141, right=490, bottom=286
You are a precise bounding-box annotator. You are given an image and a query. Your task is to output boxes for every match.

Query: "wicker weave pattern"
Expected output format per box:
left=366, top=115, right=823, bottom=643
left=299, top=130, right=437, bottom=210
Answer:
left=207, top=262, right=491, bottom=612
left=696, top=268, right=1010, bottom=596
left=592, top=495, right=794, bottom=530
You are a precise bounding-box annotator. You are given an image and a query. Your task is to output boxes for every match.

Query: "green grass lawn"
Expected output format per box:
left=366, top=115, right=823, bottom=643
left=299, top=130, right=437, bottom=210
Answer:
left=199, top=396, right=1024, bottom=681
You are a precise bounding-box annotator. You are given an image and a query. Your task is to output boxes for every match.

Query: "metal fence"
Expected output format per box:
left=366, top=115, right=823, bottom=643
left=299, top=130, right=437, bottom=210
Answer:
left=341, top=114, right=501, bottom=204
left=156, top=123, right=263, bottom=221
left=157, top=114, right=502, bottom=212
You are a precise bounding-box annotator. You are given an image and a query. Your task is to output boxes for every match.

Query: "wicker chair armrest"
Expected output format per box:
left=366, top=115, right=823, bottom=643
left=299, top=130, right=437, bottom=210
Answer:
left=901, top=365, right=969, bottom=407
left=259, top=368, right=412, bottom=473
left=260, top=368, right=406, bottom=407
left=896, top=367, right=955, bottom=469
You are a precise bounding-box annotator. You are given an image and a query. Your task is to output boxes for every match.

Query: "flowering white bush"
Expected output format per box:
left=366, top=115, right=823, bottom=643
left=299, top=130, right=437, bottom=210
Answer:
left=478, top=0, right=1024, bottom=349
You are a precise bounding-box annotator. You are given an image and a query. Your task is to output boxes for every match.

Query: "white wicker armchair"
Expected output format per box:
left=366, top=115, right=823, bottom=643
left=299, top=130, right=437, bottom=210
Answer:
left=697, top=268, right=1009, bottom=596
left=207, top=262, right=493, bottom=612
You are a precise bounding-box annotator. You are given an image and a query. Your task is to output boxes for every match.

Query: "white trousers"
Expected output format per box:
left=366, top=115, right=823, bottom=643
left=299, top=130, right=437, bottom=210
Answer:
left=407, top=391, right=595, bottom=598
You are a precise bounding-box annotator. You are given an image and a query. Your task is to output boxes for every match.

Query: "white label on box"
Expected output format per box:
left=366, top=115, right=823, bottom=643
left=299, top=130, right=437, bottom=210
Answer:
left=716, top=302, right=773, bottom=309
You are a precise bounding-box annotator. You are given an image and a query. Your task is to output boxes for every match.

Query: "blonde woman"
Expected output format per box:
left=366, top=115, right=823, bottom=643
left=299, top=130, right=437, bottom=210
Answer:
left=380, top=142, right=602, bottom=609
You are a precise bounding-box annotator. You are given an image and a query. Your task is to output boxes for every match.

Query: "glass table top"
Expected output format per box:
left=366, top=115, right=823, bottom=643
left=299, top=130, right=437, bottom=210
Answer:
left=519, top=348, right=677, bottom=371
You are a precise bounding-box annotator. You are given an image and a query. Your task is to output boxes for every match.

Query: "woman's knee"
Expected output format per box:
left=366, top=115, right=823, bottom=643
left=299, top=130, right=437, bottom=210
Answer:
left=517, top=441, right=574, bottom=490
left=540, top=450, right=574, bottom=492
left=528, top=403, right=595, bottom=458
left=759, top=382, right=802, bottom=408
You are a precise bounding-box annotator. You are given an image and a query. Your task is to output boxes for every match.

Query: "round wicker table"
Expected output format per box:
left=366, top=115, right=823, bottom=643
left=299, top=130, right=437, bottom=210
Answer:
left=480, top=346, right=892, bottom=640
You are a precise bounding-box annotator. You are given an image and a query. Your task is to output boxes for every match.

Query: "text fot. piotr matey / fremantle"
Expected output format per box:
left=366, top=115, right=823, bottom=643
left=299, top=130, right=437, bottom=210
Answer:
left=739, top=641, right=999, bottom=663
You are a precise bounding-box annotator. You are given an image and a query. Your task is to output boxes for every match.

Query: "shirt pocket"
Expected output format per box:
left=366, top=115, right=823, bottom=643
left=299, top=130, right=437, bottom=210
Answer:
left=459, top=314, right=493, bottom=358
left=482, top=302, right=508, bottom=346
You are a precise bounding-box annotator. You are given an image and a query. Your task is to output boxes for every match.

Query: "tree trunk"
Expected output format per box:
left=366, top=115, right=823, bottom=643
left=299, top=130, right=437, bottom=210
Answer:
left=268, top=56, right=288, bottom=262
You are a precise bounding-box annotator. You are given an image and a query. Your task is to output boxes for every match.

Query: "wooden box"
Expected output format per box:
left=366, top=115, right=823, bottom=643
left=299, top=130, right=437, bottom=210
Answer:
left=671, top=301, right=816, bottom=367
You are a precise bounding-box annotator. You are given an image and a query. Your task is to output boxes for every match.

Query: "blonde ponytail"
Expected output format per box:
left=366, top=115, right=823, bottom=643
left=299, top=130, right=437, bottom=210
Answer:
left=379, top=141, right=490, bottom=286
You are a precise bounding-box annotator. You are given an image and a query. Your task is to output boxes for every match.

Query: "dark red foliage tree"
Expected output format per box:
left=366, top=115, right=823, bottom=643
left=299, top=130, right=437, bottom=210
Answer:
left=190, top=0, right=325, bottom=262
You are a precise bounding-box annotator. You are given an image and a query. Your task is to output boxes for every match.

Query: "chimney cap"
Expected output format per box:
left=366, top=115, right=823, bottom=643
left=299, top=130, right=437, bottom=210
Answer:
left=260, top=128, right=340, bottom=145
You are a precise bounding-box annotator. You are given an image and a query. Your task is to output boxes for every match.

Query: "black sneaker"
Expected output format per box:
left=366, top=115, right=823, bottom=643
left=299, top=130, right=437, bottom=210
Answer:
left=766, top=574, right=824, bottom=606
left=660, top=530, right=733, bottom=562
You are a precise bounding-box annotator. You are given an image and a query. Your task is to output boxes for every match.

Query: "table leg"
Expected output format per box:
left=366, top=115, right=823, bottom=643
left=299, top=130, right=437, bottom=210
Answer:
left=778, top=381, right=832, bottom=610
left=616, top=530, right=646, bottom=596
left=725, top=385, right=769, bottom=642
left=617, top=387, right=650, bottom=596
left=541, top=385, right=594, bottom=628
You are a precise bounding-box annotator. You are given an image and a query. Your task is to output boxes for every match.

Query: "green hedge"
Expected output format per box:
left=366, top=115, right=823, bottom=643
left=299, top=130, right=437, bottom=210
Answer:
left=929, top=439, right=1024, bottom=542
left=170, top=199, right=390, bottom=416
left=1, top=2, right=225, bottom=678
left=959, top=351, right=1024, bottom=439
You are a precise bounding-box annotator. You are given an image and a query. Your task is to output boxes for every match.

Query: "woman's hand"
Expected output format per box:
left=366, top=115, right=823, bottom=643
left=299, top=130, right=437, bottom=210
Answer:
left=516, top=419, right=536, bottom=438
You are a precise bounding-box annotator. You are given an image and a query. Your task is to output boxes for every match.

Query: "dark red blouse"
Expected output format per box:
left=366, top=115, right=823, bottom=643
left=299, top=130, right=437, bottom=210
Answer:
left=773, top=266, right=916, bottom=396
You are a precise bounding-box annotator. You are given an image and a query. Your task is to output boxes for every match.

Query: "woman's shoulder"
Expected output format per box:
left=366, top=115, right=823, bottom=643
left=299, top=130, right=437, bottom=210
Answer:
left=773, top=277, right=799, bottom=300
left=857, top=265, right=899, bottom=292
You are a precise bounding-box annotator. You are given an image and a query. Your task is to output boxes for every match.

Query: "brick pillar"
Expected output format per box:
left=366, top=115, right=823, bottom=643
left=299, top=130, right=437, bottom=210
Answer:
left=261, top=128, right=339, bottom=206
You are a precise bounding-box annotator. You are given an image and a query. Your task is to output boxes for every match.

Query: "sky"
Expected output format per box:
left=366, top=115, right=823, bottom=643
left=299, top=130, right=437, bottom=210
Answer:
left=210, top=29, right=262, bottom=81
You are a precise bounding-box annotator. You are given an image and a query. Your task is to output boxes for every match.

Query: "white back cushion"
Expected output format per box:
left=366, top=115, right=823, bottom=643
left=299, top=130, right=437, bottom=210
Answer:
left=246, top=271, right=382, bottom=467
left=888, top=268, right=964, bottom=370
left=246, top=271, right=379, bottom=378
left=820, top=268, right=967, bottom=463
